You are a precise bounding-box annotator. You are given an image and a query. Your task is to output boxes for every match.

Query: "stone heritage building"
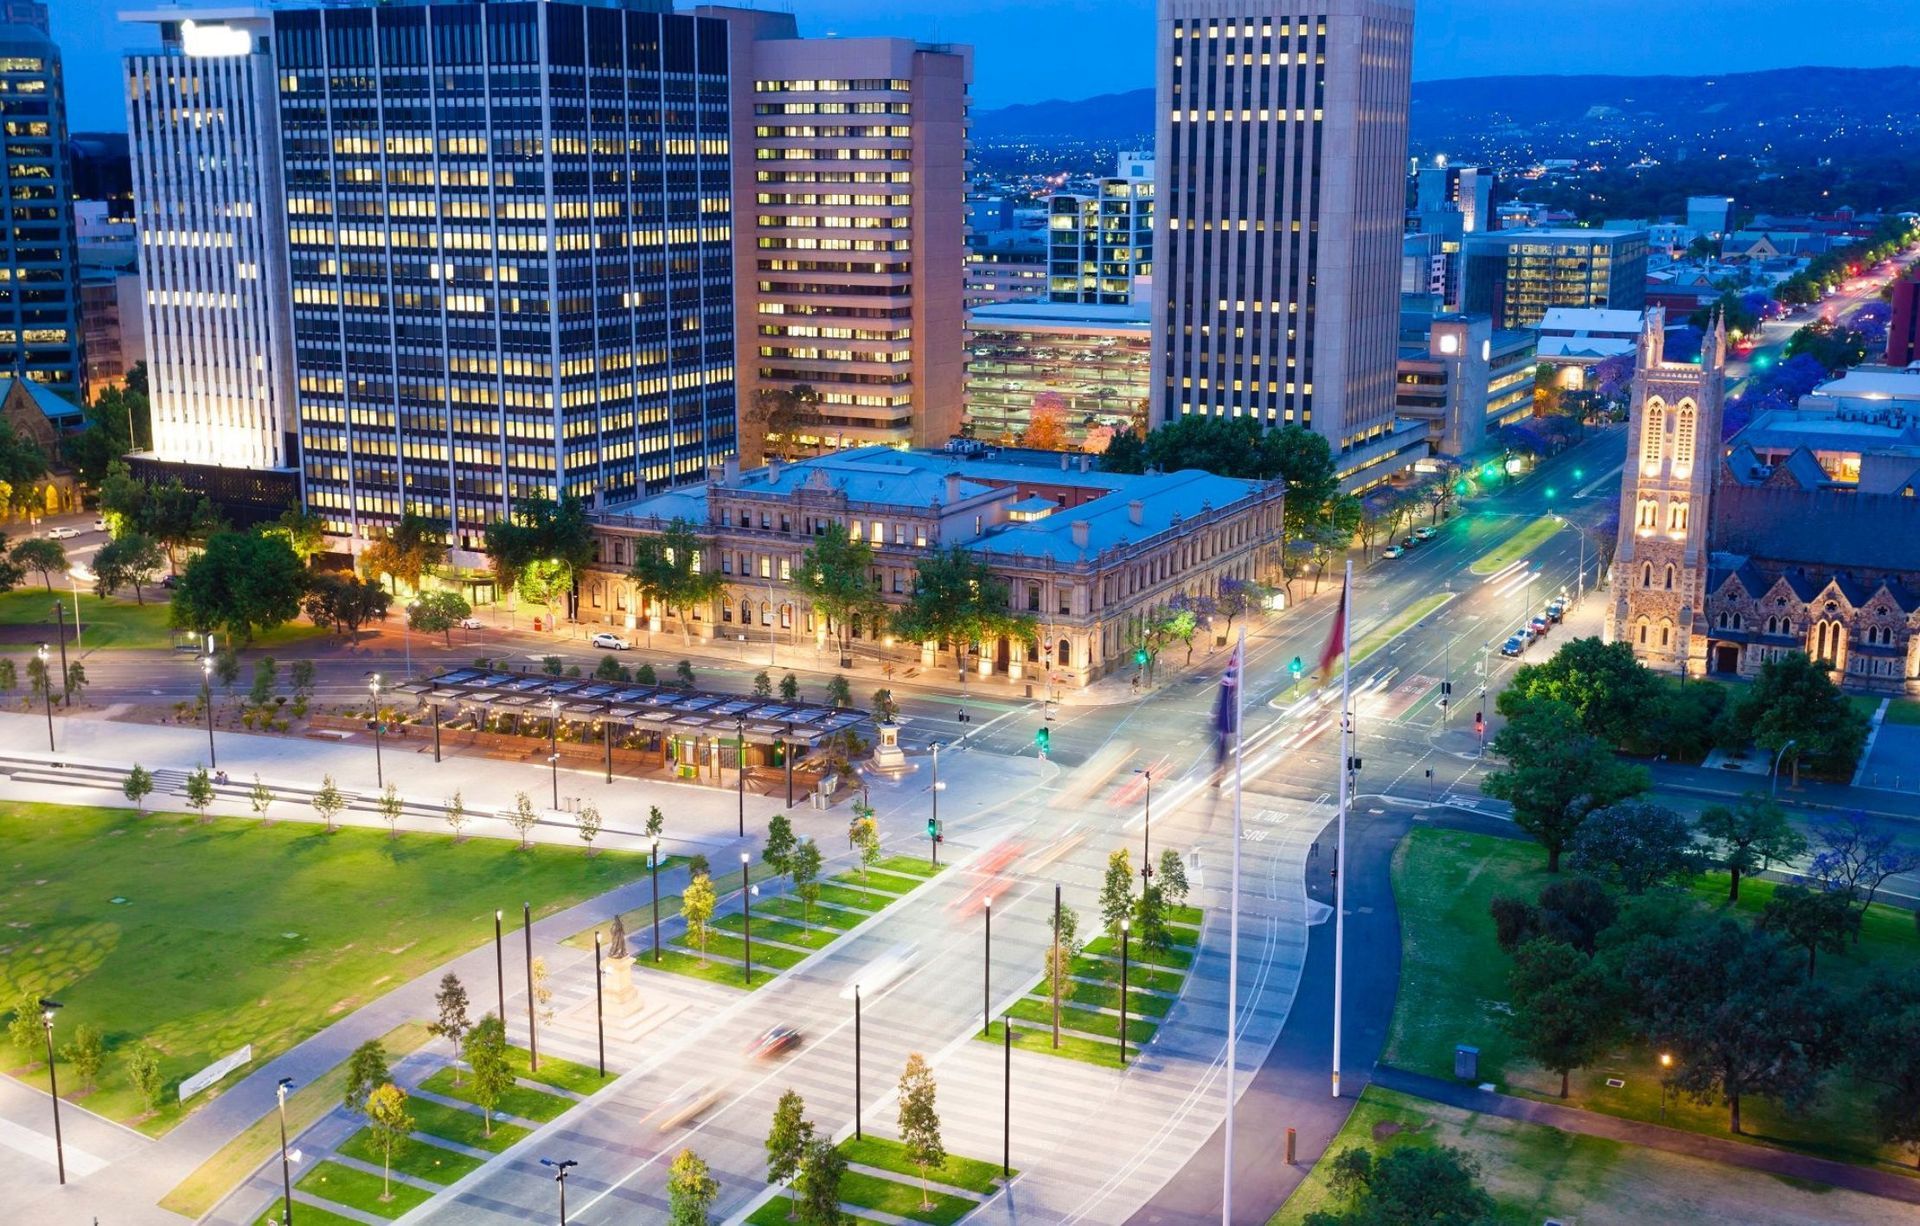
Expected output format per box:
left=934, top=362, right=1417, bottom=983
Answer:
left=581, top=446, right=1286, bottom=687
left=1608, top=317, right=1920, bottom=694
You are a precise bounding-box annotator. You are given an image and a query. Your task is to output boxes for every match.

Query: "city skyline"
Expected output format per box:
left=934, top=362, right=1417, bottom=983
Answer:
left=49, top=0, right=1920, bottom=130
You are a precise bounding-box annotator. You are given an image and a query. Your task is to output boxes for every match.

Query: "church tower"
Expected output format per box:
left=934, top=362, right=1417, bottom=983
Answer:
left=1606, top=307, right=1725, bottom=675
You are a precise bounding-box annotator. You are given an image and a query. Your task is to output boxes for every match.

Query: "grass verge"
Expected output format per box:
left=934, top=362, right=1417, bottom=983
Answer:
left=159, top=1022, right=432, bottom=1219
left=405, top=1095, right=529, bottom=1152
left=506, top=1043, right=604, bottom=1094
left=335, top=1127, right=483, bottom=1185
left=1467, top=515, right=1565, bottom=577
left=839, top=1168, right=977, bottom=1226
left=254, top=1203, right=365, bottom=1226
left=978, top=1018, right=1124, bottom=1069
left=1351, top=592, right=1457, bottom=667
left=0, top=589, right=329, bottom=651
left=419, top=1066, right=571, bottom=1123
left=839, top=1135, right=1013, bottom=1194
left=294, top=1159, right=432, bottom=1219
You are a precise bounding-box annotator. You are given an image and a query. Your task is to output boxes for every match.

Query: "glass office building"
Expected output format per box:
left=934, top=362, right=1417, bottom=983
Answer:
left=1048, top=160, right=1154, bottom=305
left=0, top=1, right=81, bottom=400
left=1462, top=228, right=1649, bottom=331
left=273, top=0, right=736, bottom=553
left=964, top=299, right=1150, bottom=447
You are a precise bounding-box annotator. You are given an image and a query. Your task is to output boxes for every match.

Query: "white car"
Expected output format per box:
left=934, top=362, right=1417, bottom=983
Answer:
left=590, top=632, right=632, bottom=650
left=458, top=616, right=484, bottom=630
left=91, top=518, right=108, bottom=532
left=1381, top=544, right=1406, bottom=559
left=44, top=526, right=79, bottom=540
left=841, top=943, right=920, bottom=1001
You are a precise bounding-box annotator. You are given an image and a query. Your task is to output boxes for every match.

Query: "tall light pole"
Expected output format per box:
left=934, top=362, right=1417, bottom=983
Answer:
left=39, top=998, right=64, bottom=1185
left=649, top=837, right=662, bottom=963
left=36, top=643, right=53, bottom=752
left=929, top=743, right=944, bottom=867
left=547, top=698, right=560, bottom=810
left=1119, top=918, right=1131, bottom=1066
left=982, top=895, right=993, bottom=1035
left=402, top=600, right=416, bottom=680
left=523, top=900, right=539, bottom=1071
left=51, top=601, right=68, bottom=701
left=369, top=675, right=384, bottom=788
left=740, top=852, right=753, bottom=986
left=276, top=1076, right=297, bottom=1225
left=735, top=716, right=746, bottom=838
left=1135, top=768, right=1153, bottom=884
left=592, top=931, right=605, bottom=1078
left=1002, top=1016, right=1012, bottom=1179
left=1772, top=738, right=1800, bottom=798
left=493, top=909, right=505, bottom=1023
left=853, top=984, right=863, bottom=1140
left=201, top=652, right=216, bottom=767
left=539, top=1157, right=577, bottom=1225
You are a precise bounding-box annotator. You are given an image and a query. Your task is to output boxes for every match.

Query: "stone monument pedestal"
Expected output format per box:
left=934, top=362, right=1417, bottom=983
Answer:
left=603, top=954, right=642, bottom=1016
left=869, top=721, right=908, bottom=774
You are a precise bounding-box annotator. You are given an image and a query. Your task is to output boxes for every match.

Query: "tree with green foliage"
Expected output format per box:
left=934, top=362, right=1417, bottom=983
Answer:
left=765, top=1088, right=814, bottom=1217
left=125, top=1041, right=164, bottom=1109
left=442, top=790, right=468, bottom=841
left=7, top=990, right=41, bottom=1057
left=184, top=766, right=215, bottom=822
left=1505, top=938, right=1623, bottom=1098
left=430, top=972, right=471, bottom=1083
left=892, top=545, right=1036, bottom=666
left=365, top=1082, right=414, bottom=1202
left=576, top=800, right=602, bottom=857
left=753, top=670, right=773, bottom=698
left=170, top=530, right=305, bottom=643
left=675, top=658, right=696, bottom=688
left=266, top=507, right=329, bottom=569
left=795, top=522, right=885, bottom=667
left=1046, top=904, right=1082, bottom=1048
left=360, top=511, right=446, bottom=594
left=1853, top=975, right=1920, bottom=1169
left=65, top=371, right=147, bottom=486
left=1563, top=800, right=1700, bottom=894
left=139, top=478, right=224, bottom=575
left=797, top=1137, right=847, bottom=1226
left=764, top=812, right=797, bottom=878
left=301, top=571, right=392, bottom=640
left=779, top=672, right=800, bottom=701
left=1132, top=882, right=1173, bottom=956
left=10, top=535, right=65, bottom=591
left=344, top=1038, right=392, bottom=1117
left=1099, top=848, right=1134, bottom=945
left=1490, top=876, right=1620, bottom=957
left=0, top=420, right=50, bottom=516
left=61, top=1023, right=104, bottom=1093
left=0, top=534, right=23, bottom=593
left=1497, top=636, right=1664, bottom=749
left=792, top=837, right=823, bottom=927
left=1759, top=884, right=1859, bottom=977
left=377, top=783, right=404, bottom=838
left=668, top=1147, right=720, bottom=1226
left=508, top=790, right=538, bottom=850
left=248, top=656, right=278, bottom=707
left=636, top=661, right=658, bottom=686
left=1611, top=914, right=1843, bottom=1134
left=463, top=1014, right=511, bottom=1137
left=852, top=815, right=881, bottom=901
left=682, top=873, right=716, bottom=966
left=1157, top=848, right=1189, bottom=908
left=1303, top=1144, right=1494, bottom=1226
left=409, top=589, right=473, bottom=646
left=249, top=774, right=274, bottom=822
left=1725, top=653, right=1869, bottom=782
left=483, top=494, right=594, bottom=629
left=312, top=774, right=345, bottom=833
left=92, top=531, right=163, bottom=605
left=628, top=517, right=724, bottom=643
left=1482, top=700, right=1650, bottom=871
left=1697, top=794, right=1806, bottom=902
left=123, top=763, right=153, bottom=811
left=896, top=1051, right=945, bottom=1210
left=646, top=804, right=665, bottom=841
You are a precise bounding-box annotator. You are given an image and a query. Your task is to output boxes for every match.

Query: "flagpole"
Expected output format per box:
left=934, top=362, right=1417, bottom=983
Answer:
left=1332, top=561, right=1352, bottom=1099
left=1223, top=626, right=1244, bottom=1225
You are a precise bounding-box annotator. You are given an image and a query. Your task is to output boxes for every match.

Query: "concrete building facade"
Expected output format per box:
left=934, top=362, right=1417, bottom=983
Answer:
left=704, top=7, right=970, bottom=460
left=1463, top=227, right=1649, bottom=330
left=963, top=297, right=1151, bottom=448
left=1150, top=0, right=1414, bottom=464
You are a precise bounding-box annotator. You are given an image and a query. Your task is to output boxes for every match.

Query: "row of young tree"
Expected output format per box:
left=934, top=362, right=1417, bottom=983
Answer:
left=1489, top=798, right=1920, bottom=1148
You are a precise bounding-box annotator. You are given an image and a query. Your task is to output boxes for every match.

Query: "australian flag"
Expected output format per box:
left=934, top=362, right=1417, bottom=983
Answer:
left=1214, top=632, right=1244, bottom=765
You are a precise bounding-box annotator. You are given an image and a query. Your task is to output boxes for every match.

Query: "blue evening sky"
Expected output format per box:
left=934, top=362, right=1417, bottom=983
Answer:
left=49, top=0, right=1920, bottom=132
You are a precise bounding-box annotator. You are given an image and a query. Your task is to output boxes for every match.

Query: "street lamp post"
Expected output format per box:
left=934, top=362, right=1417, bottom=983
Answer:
left=1136, top=768, right=1153, bottom=884
left=1119, top=918, right=1131, bottom=1066
left=494, top=908, right=505, bottom=1022
left=740, top=852, right=753, bottom=986
left=539, top=1158, right=577, bottom=1225
left=431, top=700, right=442, bottom=763
left=649, top=837, right=662, bottom=963
left=602, top=719, right=612, bottom=785
left=982, top=895, right=992, bottom=1035
left=546, top=698, right=560, bottom=810
left=1002, top=1017, right=1012, bottom=1178
left=592, top=931, right=605, bottom=1078
left=1659, top=1052, right=1673, bottom=1120
left=369, top=675, right=384, bottom=788
left=735, top=716, right=746, bottom=838
left=853, top=984, right=863, bottom=1140
left=52, top=601, right=68, bottom=701
left=1771, top=738, right=1800, bottom=798
left=276, top=1076, right=297, bottom=1225
left=39, top=998, right=64, bottom=1185
left=523, top=900, right=539, bottom=1071
left=929, top=743, right=944, bottom=867
left=36, top=643, right=54, bottom=752
left=403, top=601, right=415, bottom=680
left=201, top=653, right=216, bottom=767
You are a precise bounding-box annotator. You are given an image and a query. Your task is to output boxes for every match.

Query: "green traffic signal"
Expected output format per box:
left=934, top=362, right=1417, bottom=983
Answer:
left=1545, top=487, right=1556, bottom=500
left=1134, top=649, right=1149, bottom=665
left=1035, top=726, right=1051, bottom=750
left=1573, top=468, right=1583, bottom=480
left=1289, top=655, right=1304, bottom=676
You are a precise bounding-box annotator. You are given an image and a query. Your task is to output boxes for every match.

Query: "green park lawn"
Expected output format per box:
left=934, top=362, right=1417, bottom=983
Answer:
left=1268, top=1086, right=1914, bottom=1226
left=757, top=896, right=862, bottom=930
left=403, top=1095, right=529, bottom=1152
left=0, top=801, right=646, bottom=1134
left=874, top=856, right=942, bottom=878
left=335, top=1126, right=483, bottom=1185
left=419, top=1065, right=571, bottom=1122
left=295, top=1159, right=432, bottom=1219
left=840, top=1135, right=1013, bottom=1195
left=255, top=1203, right=365, bottom=1226
left=1387, top=827, right=1920, bottom=1171
left=714, top=912, right=837, bottom=949
left=505, top=1043, right=604, bottom=1094
left=0, top=589, right=327, bottom=652
left=1467, top=515, right=1566, bottom=577
left=1881, top=698, right=1920, bottom=725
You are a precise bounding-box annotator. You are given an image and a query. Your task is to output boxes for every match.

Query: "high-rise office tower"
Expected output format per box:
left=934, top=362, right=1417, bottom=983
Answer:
left=1049, top=152, right=1155, bottom=305
left=701, top=7, right=969, bottom=462
left=273, top=0, right=736, bottom=553
left=1415, top=160, right=1494, bottom=235
left=1463, top=227, right=1649, bottom=330
left=124, top=8, right=295, bottom=471
left=1152, top=0, right=1412, bottom=458
left=0, top=1, right=81, bottom=400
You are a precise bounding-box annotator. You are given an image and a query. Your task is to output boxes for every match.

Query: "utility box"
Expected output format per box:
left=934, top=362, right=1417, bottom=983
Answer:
left=1454, top=1045, right=1479, bottom=1080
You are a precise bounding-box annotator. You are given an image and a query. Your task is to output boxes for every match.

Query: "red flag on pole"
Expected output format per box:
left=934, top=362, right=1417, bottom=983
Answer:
left=1318, top=580, right=1348, bottom=676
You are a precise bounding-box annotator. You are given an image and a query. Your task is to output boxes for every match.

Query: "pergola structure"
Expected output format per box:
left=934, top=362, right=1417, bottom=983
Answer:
left=389, top=669, right=869, bottom=802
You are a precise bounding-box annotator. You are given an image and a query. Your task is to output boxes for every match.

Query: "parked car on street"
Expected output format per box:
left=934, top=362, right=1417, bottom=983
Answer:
left=91, top=518, right=108, bottom=532
left=1528, top=615, right=1550, bottom=638
left=590, top=632, right=631, bottom=650
left=1500, top=634, right=1527, bottom=657
left=44, top=525, right=78, bottom=540
left=1545, top=598, right=1567, bottom=623
left=458, top=616, right=484, bottom=630
left=1381, top=544, right=1406, bottom=559
left=1413, top=525, right=1438, bottom=541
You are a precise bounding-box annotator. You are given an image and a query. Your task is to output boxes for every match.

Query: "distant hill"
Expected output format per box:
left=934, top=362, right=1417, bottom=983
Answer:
left=972, top=66, right=1920, bottom=156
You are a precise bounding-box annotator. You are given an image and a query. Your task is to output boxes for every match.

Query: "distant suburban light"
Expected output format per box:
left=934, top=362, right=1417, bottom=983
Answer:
left=180, top=20, right=252, bottom=58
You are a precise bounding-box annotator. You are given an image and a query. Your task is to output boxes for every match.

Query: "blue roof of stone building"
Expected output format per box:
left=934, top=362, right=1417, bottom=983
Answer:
left=975, top=468, right=1271, bottom=564
left=0, top=377, right=81, bottom=425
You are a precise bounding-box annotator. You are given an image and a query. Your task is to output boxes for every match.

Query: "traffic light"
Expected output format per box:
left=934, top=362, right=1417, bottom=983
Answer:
left=1474, top=712, right=1486, bottom=738
left=1289, top=656, right=1304, bottom=678
left=1035, top=726, right=1051, bottom=755
left=927, top=817, right=937, bottom=839
left=1545, top=486, right=1556, bottom=500
left=1573, top=468, right=1584, bottom=481
left=1134, top=648, right=1149, bottom=666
